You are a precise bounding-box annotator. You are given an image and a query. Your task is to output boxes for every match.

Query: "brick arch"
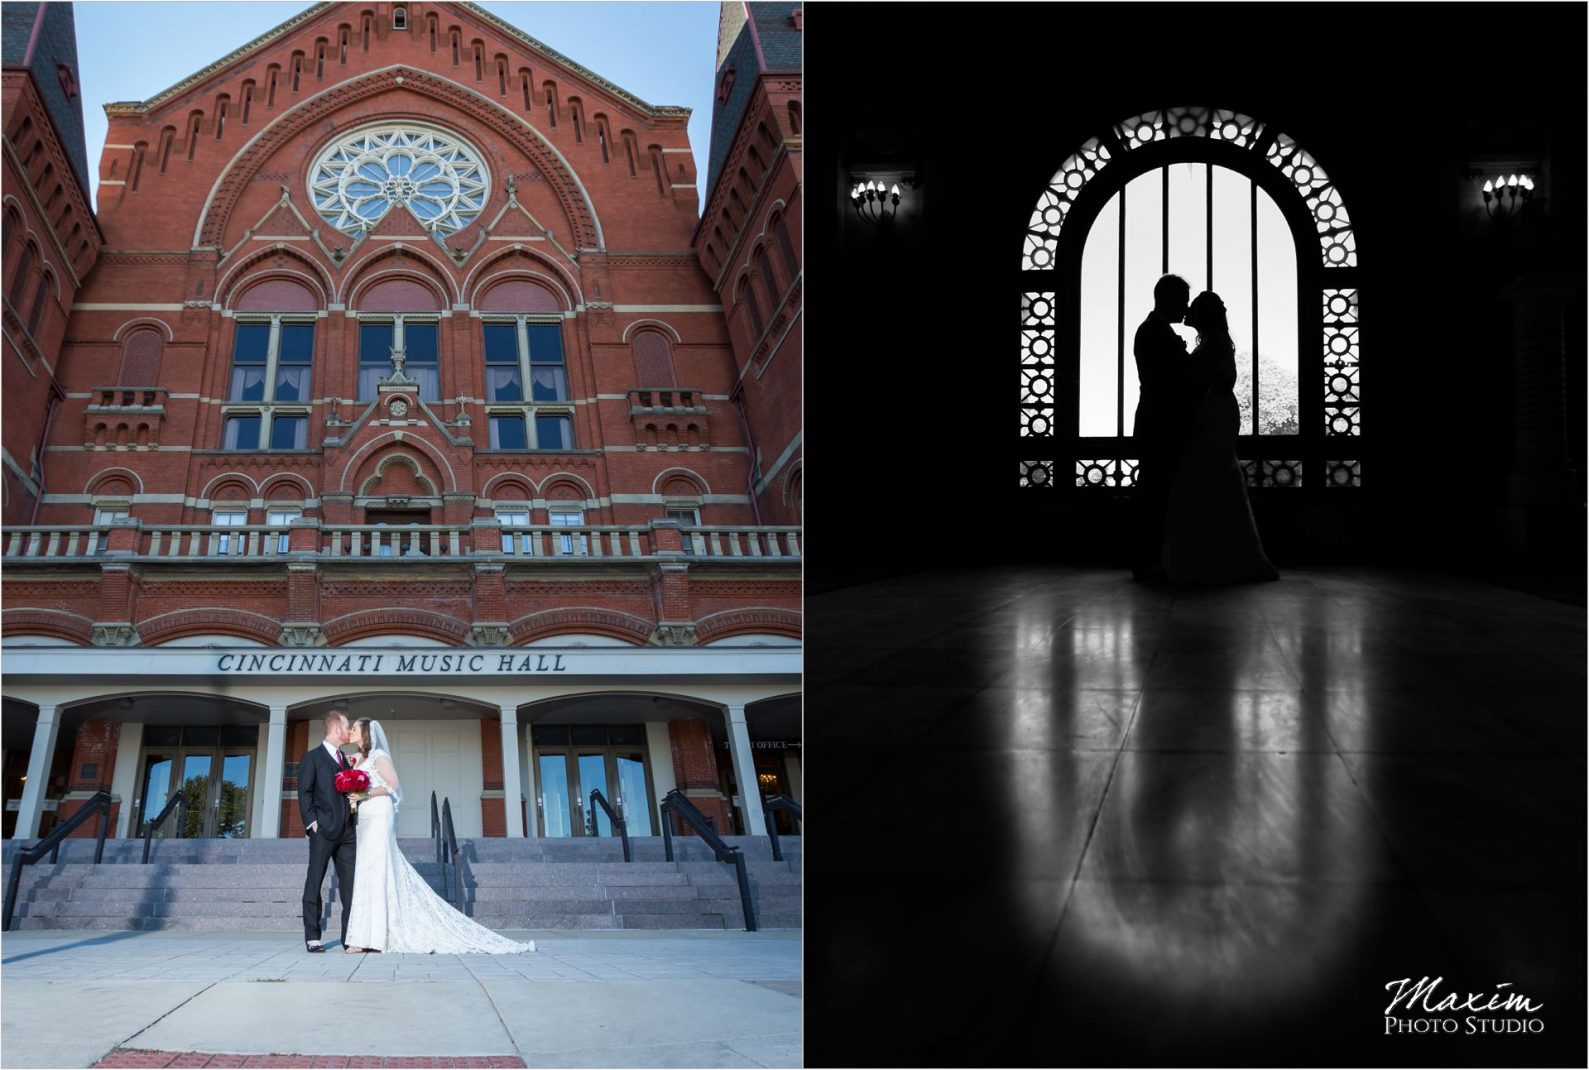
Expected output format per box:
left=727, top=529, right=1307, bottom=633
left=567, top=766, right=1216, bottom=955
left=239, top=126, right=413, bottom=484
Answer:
left=196, top=66, right=601, bottom=250
left=345, top=259, right=451, bottom=311
left=652, top=467, right=709, bottom=497
left=204, top=475, right=257, bottom=503
left=137, top=608, right=283, bottom=646
left=217, top=246, right=331, bottom=309
left=694, top=607, right=803, bottom=643
left=335, top=431, right=459, bottom=493
left=323, top=608, right=470, bottom=645
left=481, top=472, right=534, bottom=500
left=260, top=473, right=315, bottom=500
left=2, top=609, right=93, bottom=645
left=509, top=608, right=652, bottom=646
left=353, top=449, right=441, bottom=498
left=782, top=460, right=802, bottom=507
left=85, top=467, right=144, bottom=496
left=539, top=473, right=595, bottom=501
left=464, top=253, right=579, bottom=310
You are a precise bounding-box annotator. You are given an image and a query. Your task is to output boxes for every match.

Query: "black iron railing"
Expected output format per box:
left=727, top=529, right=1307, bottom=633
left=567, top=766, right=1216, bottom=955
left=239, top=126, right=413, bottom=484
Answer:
left=587, top=788, right=632, bottom=863
left=440, top=797, right=463, bottom=912
left=141, top=790, right=188, bottom=863
left=431, top=791, right=442, bottom=863
left=4, top=790, right=113, bottom=931
left=762, top=795, right=803, bottom=863
left=659, top=789, right=757, bottom=932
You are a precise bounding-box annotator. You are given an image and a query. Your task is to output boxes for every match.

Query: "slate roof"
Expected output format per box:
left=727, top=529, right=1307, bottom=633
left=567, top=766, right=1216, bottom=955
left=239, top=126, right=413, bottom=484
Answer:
left=706, top=2, right=801, bottom=200
left=3, top=2, right=92, bottom=202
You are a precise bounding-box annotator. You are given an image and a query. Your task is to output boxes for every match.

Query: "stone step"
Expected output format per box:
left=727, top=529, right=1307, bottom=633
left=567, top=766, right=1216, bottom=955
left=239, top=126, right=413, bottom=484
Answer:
left=2, top=836, right=802, bottom=866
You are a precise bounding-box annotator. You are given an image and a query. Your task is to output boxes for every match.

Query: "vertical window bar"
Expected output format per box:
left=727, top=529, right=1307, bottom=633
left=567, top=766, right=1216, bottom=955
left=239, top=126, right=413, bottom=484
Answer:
left=1205, top=163, right=1213, bottom=293
left=1250, top=177, right=1259, bottom=436
left=1117, top=183, right=1128, bottom=439
left=1161, top=165, right=1169, bottom=275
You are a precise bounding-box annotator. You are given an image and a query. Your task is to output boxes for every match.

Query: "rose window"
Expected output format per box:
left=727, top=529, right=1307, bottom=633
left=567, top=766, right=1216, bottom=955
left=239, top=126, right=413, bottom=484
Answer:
left=309, top=125, right=490, bottom=237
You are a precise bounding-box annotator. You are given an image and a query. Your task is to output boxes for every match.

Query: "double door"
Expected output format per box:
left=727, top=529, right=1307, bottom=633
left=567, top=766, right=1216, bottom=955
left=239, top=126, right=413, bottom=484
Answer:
left=137, top=728, right=255, bottom=838
left=537, top=747, right=655, bottom=838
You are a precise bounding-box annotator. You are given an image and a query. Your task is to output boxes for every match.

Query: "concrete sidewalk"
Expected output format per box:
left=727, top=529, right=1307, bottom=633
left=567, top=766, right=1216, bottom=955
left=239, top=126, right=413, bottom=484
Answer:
left=0, top=930, right=801, bottom=1069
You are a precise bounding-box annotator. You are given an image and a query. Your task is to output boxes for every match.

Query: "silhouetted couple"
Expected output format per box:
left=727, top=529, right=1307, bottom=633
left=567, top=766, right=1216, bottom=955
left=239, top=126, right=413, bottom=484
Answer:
left=1131, top=274, right=1278, bottom=583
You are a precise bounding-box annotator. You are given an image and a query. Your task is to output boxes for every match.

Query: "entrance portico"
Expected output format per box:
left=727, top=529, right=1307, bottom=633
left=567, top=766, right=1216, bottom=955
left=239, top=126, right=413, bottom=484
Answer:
left=3, top=643, right=800, bottom=842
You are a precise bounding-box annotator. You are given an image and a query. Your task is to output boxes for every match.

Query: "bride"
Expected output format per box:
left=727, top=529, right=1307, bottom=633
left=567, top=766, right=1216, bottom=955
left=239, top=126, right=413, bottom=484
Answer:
left=1162, top=290, right=1280, bottom=583
left=342, top=718, right=534, bottom=954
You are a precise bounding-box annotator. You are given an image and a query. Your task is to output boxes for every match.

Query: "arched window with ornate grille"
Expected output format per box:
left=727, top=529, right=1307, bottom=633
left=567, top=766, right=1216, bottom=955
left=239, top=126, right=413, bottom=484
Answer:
left=1019, top=107, right=1360, bottom=494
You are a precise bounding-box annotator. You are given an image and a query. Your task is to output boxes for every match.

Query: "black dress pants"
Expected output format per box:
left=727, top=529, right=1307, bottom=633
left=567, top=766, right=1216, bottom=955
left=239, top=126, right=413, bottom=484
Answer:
left=303, top=824, right=357, bottom=943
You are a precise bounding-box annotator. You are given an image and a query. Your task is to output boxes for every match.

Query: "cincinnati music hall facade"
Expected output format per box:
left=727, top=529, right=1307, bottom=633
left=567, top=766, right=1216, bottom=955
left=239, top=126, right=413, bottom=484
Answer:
left=1, top=2, right=803, bottom=844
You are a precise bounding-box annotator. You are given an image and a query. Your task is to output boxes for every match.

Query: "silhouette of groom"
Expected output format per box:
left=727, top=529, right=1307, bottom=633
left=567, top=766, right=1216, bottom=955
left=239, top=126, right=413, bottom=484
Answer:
left=1131, top=274, right=1198, bottom=581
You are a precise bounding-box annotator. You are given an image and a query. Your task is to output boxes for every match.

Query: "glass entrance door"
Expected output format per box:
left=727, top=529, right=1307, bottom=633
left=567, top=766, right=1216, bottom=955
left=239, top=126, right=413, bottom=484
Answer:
left=532, top=725, right=656, bottom=838
left=137, top=726, right=258, bottom=838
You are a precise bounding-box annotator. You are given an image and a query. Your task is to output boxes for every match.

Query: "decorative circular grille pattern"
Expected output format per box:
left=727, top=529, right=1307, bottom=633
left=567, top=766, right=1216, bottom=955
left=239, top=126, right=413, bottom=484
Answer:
left=310, top=125, right=490, bottom=237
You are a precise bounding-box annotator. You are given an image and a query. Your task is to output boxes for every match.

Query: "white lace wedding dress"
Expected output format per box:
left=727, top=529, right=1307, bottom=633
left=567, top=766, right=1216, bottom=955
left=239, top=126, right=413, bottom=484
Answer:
left=343, top=747, right=533, bottom=954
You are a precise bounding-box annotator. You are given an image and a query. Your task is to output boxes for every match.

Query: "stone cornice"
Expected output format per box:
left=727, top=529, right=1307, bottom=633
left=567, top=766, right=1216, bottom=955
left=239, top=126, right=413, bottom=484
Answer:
left=104, top=1, right=688, bottom=123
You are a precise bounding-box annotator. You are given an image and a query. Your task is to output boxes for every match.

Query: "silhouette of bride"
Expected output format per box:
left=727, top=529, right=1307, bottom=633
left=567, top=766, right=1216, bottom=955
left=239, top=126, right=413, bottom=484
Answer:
left=1162, top=291, right=1279, bottom=583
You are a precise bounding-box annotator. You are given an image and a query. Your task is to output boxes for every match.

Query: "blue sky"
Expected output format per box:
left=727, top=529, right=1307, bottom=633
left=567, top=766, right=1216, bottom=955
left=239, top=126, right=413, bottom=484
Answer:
left=71, top=1, right=721, bottom=212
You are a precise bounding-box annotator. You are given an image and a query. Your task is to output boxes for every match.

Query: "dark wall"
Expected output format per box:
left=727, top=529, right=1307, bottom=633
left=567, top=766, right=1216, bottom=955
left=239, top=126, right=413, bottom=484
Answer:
left=806, top=4, right=1586, bottom=575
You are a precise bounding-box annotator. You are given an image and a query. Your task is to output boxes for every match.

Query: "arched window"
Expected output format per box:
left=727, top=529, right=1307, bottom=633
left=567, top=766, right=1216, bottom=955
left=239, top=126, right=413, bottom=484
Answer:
left=772, top=212, right=797, bottom=279
left=755, top=245, right=781, bottom=308
left=119, top=328, right=164, bottom=385
left=1019, top=107, right=1360, bottom=492
left=738, top=277, right=764, bottom=340
left=631, top=329, right=676, bottom=387
left=27, top=271, right=51, bottom=335
left=10, top=242, right=35, bottom=307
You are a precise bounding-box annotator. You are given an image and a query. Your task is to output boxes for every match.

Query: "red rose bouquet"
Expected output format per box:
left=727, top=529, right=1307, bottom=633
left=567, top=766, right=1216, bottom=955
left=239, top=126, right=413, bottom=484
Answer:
left=334, top=768, right=370, bottom=810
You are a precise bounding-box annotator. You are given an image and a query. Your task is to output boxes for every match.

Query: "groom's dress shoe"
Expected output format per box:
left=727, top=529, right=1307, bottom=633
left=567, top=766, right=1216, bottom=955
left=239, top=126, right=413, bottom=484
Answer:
left=306, top=941, right=325, bottom=953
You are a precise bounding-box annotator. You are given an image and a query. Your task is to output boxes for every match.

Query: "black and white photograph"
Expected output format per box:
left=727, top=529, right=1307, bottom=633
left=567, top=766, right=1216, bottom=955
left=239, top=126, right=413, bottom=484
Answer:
left=802, top=3, right=1585, bottom=1067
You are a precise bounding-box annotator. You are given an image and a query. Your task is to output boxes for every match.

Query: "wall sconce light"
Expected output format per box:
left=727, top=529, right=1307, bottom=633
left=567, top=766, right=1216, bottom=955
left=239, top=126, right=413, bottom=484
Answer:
left=851, top=179, right=902, bottom=225
left=1483, top=173, right=1534, bottom=220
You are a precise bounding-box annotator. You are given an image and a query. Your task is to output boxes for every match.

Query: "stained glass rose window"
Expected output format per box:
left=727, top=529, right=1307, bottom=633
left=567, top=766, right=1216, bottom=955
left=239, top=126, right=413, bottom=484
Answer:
left=309, top=125, right=490, bottom=237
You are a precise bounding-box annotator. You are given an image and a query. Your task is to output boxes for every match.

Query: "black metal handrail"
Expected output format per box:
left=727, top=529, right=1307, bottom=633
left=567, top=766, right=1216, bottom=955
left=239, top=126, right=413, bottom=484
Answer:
left=762, top=794, right=803, bottom=863
left=141, top=790, right=189, bottom=863
left=659, top=789, right=757, bottom=932
left=4, top=791, right=113, bottom=931
left=440, top=797, right=463, bottom=912
left=587, top=788, right=632, bottom=863
left=431, top=791, right=442, bottom=864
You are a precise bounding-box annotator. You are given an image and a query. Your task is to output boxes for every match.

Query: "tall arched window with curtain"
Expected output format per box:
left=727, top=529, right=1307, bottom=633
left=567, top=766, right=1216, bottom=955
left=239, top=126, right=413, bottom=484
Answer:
left=1018, top=107, right=1361, bottom=494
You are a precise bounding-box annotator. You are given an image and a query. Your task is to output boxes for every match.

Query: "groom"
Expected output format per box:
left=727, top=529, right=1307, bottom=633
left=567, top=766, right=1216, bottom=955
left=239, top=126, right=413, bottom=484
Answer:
left=1131, top=273, right=1197, bottom=581
left=298, top=708, right=357, bottom=952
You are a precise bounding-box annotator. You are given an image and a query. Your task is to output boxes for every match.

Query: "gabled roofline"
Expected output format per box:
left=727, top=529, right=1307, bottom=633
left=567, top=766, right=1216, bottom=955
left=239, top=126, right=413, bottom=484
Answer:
left=103, top=1, right=690, bottom=121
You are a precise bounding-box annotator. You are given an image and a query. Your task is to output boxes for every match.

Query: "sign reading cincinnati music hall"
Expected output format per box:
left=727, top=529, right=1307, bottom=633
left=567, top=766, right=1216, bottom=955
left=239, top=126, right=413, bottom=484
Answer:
left=215, top=651, right=569, bottom=674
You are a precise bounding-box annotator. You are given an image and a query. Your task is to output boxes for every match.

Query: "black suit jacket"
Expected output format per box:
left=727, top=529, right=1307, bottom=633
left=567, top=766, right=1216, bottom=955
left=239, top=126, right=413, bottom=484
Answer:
left=1132, top=313, right=1197, bottom=453
left=297, top=744, right=355, bottom=842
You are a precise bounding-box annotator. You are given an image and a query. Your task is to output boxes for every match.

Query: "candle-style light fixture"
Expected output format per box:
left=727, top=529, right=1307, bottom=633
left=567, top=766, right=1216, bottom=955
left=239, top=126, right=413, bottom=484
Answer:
left=1482, top=173, right=1534, bottom=220
left=850, top=179, right=902, bottom=225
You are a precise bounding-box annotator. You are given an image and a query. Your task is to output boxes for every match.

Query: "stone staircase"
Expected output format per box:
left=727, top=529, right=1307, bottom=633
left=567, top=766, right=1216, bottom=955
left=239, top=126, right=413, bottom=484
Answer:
left=1, top=836, right=801, bottom=932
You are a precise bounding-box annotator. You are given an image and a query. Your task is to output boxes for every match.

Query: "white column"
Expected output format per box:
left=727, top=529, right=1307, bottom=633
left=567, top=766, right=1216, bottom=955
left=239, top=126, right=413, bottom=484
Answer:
left=498, top=705, right=523, bottom=838
left=14, top=704, right=60, bottom=840
left=724, top=704, right=765, bottom=839
left=109, top=723, right=143, bottom=838
left=259, top=705, right=288, bottom=838
left=519, top=722, right=538, bottom=838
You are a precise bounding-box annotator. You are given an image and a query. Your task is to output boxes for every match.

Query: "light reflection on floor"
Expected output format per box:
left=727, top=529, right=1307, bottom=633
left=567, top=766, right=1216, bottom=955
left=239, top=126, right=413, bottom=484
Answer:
left=805, top=568, right=1584, bottom=1067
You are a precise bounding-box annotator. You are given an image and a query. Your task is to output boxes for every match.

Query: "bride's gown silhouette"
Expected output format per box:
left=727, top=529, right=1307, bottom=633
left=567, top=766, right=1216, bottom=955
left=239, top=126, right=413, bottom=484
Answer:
left=1162, top=326, right=1279, bottom=583
left=344, top=739, right=532, bottom=954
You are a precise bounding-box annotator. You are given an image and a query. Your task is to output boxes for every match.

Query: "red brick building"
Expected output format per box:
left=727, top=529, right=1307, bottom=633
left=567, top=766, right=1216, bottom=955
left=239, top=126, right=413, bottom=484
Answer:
left=695, top=3, right=802, bottom=525
left=2, top=2, right=800, bottom=845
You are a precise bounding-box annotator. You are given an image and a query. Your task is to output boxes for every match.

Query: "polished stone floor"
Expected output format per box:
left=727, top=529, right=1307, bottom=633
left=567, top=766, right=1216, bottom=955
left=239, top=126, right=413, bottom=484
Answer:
left=803, top=568, right=1585, bottom=1068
